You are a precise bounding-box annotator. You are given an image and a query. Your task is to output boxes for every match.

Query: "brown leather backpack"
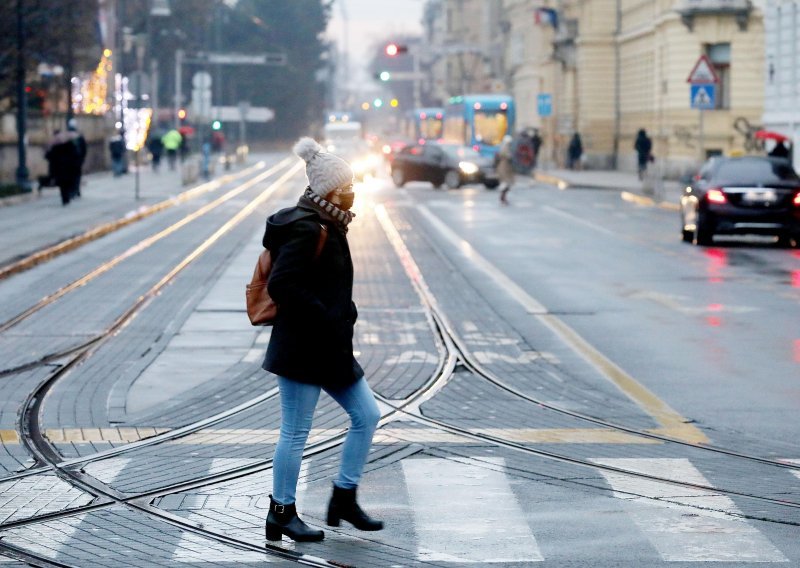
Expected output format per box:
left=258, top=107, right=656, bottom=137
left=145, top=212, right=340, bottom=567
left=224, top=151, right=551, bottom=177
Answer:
left=246, top=224, right=328, bottom=326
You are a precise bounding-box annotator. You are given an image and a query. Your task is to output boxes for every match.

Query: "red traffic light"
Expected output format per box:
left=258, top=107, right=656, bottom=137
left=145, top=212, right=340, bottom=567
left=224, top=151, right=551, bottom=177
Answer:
left=385, top=43, right=408, bottom=56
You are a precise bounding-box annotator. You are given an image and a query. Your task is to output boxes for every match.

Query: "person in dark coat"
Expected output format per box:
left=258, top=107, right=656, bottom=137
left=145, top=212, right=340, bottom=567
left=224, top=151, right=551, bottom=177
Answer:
left=66, top=118, right=87, bottom=198
left=45, top=130, right=81, bottom=206
left=530, top=128, right=542, bottom=169
left=567, top=132, right=583, bottom=170
left=147, top=132, right=164, bottom=172
left=769, top=140, right=791, bottom=159
left=261, top=137, right=382, bottom=543
left=109, top=133, right=126, bottom=177
left=634, top=129, right=653, bottom=180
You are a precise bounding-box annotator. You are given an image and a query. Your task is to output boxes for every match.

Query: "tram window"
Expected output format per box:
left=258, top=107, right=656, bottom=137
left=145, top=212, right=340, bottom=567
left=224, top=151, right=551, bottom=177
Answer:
left=474, top=111, right=508, bottom=146
left=420, top=118, right=443, bottom=139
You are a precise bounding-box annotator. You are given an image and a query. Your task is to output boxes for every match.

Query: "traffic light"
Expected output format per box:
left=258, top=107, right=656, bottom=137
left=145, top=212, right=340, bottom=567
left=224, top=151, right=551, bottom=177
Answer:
left=390, top=98, right=399, bottom=108
left=379, top=71, right=391, bottom=82
left=385, top=43, right=408, bottom=56
left=178, top=108, right=187, bottom=120
left=373, top=98, right=383, bottom=108
left=212, top=120, right=222, bottom=130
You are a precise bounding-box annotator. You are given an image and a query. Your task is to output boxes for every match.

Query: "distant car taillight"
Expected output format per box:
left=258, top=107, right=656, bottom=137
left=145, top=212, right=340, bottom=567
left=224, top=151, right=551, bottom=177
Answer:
left=794, top=192, right=800, bottom=206
left=707, top=188, right=727, bottom=204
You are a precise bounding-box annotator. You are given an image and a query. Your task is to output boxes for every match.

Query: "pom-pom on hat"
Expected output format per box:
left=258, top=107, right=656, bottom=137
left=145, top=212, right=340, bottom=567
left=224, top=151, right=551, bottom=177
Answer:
left=293, top=137, right=354, bottom=198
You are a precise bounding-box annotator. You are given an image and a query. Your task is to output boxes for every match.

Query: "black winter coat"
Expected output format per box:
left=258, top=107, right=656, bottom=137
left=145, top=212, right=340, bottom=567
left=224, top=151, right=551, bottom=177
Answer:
left=261, top=204, right=363, bottom=389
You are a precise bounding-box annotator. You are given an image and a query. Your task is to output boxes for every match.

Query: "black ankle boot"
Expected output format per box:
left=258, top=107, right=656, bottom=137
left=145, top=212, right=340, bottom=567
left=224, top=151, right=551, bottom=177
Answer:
left=265, top=495, right=324, bottom=542
left=326, top=484, right=383, bottom=531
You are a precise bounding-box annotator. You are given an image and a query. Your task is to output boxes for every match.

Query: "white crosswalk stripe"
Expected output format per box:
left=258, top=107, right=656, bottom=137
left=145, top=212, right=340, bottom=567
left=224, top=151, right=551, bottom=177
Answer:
left=592, top=458, right=788, bottom=562
left=1, top=454, right=796, bottom=563
left=402, top=456, right=544, bottom=563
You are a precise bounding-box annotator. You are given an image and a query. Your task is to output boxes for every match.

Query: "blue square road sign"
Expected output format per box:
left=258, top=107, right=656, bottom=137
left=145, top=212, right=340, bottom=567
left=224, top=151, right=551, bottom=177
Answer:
left=537, top=93, right=552, bottom=117
left=690, top=84, right=716, bottom=110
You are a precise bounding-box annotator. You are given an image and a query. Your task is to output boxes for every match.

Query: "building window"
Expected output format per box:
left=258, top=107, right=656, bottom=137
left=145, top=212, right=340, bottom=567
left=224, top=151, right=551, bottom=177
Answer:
left=705, top=43, right=730, bottom=109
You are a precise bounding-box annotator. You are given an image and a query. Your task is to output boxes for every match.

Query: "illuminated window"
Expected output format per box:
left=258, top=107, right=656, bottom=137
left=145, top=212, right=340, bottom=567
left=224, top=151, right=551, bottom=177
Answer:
left=474, top=111, right=508, bottom=146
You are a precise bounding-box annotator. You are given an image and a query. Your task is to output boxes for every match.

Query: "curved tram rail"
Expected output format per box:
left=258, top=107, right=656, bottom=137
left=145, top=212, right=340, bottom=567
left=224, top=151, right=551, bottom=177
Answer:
left=0, top=197, right=798, bottom=567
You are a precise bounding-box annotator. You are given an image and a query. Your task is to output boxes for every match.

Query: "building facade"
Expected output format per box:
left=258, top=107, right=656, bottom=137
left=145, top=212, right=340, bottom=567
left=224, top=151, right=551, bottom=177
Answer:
left=762, top=0, right=800, bottom=171
left=500, top=0, right=766, bottom=174
left=424, top=0, right=507, bottom=101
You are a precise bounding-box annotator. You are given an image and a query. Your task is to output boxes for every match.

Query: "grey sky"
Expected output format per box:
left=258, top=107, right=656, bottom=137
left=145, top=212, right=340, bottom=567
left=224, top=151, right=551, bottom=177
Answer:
left=327, top=0, right=424, bottom=71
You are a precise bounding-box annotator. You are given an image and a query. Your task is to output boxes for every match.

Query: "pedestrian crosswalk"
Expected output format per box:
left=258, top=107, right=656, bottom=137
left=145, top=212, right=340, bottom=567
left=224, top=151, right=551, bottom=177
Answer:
left=0, top=455, right=796, bottom=564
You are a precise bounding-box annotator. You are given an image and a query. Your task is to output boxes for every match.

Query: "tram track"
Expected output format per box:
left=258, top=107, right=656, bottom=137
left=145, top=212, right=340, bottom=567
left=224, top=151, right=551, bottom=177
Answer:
left=0, top=158, right=295, bottom=378
left=0, top=161, right=267, bottom=283
left=1, top=191, right=798, bottom=566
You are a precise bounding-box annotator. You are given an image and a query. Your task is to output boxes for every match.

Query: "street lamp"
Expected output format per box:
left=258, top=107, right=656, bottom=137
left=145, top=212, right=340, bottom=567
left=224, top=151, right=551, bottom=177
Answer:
left=15, top=0, right=31, bottom=191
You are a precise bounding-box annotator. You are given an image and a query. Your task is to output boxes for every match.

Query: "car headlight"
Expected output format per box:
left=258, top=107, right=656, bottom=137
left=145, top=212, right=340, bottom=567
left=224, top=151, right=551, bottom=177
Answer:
left=352, top=160, right=367, bottom=174
left=459, top=161, right=479, bottom=175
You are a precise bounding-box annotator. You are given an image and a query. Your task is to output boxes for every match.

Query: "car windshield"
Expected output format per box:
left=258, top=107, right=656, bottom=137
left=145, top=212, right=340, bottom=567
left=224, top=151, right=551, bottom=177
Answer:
left=713, top=159, right=800, bottom=186
left=439, top=144, right=482, bottom=161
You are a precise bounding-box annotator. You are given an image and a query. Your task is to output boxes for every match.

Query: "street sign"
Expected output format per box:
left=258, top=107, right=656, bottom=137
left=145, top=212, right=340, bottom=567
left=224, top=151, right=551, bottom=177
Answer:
left=537, top=93, right=552, bottom=117
left=206, top=53, right=287, bottom=66
left=690, top=84, right=716, bottom=109
left=211, top=106, right=274, bottom=122
left=192, top=71, right=212, bottom=90
left=686, top=54, right=719, bottom=84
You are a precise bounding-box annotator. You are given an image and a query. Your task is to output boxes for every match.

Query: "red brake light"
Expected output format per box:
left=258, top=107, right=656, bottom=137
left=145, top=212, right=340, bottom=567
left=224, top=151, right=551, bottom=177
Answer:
left=794, top=192, right=800, bottom=206
left=707, top=189, right=727, bottom=204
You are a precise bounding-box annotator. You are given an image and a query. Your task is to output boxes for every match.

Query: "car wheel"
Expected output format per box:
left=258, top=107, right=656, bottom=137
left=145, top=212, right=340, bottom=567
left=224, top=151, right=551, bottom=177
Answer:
left=693, top=211, right=714, bottom=246
left=444, top=170, right=461, bottom=189
left=484, top=180, right=499, bottom=189
left=391, top=168, right=405, bottom=188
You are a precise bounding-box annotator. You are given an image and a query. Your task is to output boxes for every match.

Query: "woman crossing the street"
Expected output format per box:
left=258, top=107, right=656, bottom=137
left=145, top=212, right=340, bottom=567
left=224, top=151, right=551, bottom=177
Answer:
left=260, top=137, right=383, bottom=542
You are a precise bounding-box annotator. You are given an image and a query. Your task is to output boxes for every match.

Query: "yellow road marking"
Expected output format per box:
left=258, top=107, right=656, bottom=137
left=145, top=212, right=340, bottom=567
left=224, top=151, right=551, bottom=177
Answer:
left=410, top=205, right=708, bottom=445
left=0, top=427, right=661, bottom=446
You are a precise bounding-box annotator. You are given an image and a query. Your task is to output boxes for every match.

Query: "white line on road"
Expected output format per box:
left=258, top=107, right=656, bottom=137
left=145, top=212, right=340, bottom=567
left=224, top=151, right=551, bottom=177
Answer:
left=592, top=458, right=788, bottom=562
left=541, top=205, right=616, bottom=236
left=402, top=457, right=543, bottom=563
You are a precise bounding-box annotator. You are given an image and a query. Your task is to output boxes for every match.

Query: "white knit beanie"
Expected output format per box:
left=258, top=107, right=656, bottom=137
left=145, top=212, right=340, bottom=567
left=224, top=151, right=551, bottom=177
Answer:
left=293, top=137, right=354, bottom=198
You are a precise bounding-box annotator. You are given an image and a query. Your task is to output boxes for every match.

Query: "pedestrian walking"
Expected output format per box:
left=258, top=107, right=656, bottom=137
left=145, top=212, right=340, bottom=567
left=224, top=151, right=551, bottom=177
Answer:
left=634, top=129, right=653, bottom=181
left=567, top=132, right=583, bottom=170
left=497, top=135, right=515, bottom=204
left=162, top=128, right=182, bottom=171
left=66, top=118, right=87, bottom=198
left=530, top=128, right=542, bottom=169
left=261, top=137, right=383, bottom=543
left=147, top=132, right=164, bottom=172
left=768, top=140, right=791, bottom=160
left=45, top=130, right=81, bottom=206
left=109, top=133, right=126, bottom=177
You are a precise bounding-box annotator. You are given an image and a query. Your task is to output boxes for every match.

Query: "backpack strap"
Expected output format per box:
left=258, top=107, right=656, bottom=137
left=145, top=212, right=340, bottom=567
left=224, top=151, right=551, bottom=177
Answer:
left=314, top=224, right=328, bottom=259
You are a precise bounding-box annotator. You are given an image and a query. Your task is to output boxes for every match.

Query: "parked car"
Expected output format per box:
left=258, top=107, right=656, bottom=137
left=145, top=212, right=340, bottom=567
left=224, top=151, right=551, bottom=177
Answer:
left=680, top=156, right=800, bottom=246
left=391, top=142, right=499, bottom=189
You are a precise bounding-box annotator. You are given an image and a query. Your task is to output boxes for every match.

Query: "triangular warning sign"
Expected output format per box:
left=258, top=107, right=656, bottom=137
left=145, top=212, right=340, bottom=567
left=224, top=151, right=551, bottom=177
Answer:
left=687, top=55, right=719, bottom=84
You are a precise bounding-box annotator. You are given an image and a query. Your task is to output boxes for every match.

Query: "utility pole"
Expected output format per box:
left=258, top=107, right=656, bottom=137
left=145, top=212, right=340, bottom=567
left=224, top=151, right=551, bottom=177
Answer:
left=15, top=0, right=30, bottom=191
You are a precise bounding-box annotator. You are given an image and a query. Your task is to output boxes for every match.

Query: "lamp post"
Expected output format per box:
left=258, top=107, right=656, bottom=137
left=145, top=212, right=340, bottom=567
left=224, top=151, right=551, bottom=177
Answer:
left=15, top=0, right=31, bottom=191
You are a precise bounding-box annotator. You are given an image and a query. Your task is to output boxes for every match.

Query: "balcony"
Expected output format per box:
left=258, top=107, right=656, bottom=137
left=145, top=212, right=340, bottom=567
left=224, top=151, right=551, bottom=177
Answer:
left=675, top=0, right=753, bottom=31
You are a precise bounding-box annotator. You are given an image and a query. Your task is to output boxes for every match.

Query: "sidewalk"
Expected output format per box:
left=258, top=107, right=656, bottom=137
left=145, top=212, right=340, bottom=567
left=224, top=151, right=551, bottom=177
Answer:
left=0, top=159, right=249, bottom=270
left=534, top=168, right=683, bottom=211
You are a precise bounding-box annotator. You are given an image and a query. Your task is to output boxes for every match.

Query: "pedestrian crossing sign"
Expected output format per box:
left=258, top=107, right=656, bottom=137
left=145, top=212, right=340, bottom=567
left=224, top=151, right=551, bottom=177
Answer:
left=690, top=84, right=715, bottom=109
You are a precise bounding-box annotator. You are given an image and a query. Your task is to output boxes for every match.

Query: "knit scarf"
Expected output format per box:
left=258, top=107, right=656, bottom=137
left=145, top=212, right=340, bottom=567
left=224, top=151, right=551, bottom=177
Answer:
left=299, top=187, right=355, bottom=232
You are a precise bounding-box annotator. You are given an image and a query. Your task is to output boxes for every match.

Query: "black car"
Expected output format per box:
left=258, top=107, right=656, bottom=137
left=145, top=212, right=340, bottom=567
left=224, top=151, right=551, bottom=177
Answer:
left=680, top=156, right=800, bottom=246
left=391, top=143, right=499, bottom=189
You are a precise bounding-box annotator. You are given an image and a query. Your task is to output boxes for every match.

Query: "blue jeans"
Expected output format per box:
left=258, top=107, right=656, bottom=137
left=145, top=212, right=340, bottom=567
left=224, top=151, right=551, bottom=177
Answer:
left=272, top=376, right=381, bottom=505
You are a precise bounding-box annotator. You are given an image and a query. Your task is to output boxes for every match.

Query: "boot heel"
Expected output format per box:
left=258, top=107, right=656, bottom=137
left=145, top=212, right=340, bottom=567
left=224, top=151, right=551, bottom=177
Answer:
left=265, top=523, right=283, bottom=541
left=326, top=512, right=340, bottom=527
